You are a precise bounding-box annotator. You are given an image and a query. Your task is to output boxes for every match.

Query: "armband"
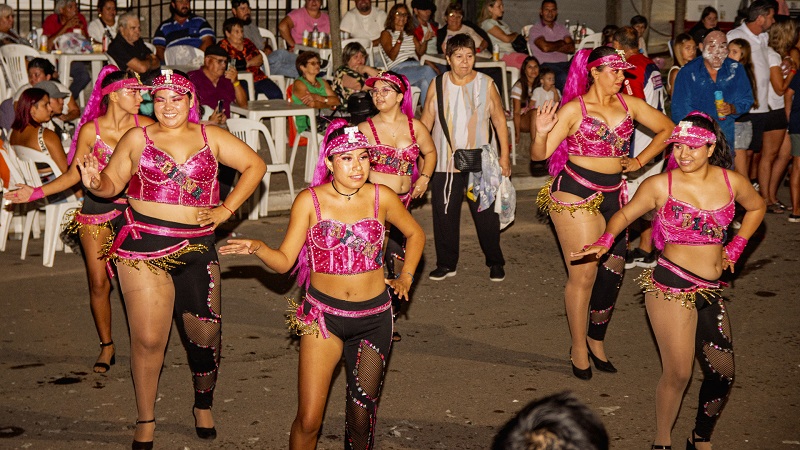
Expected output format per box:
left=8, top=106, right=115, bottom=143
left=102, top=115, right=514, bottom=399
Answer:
left=29, top=187, right=45, bottom=202
left=587, top=232, right=614, bottom=250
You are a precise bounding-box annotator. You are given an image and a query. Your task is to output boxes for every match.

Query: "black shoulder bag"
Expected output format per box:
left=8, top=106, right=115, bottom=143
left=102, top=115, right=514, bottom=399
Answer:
left=436, top=74, right=483, bottom=173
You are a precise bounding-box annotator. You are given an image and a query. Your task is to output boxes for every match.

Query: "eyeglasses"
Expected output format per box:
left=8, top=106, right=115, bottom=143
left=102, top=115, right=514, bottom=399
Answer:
left=448, top=13, right=463, bottom=18
left=395, top=12, right=409, bottom=17
left=370, top=87, right=396, bottom=97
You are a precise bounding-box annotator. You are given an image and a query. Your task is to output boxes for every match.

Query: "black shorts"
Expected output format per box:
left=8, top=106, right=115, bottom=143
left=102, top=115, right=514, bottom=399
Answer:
left=749, top=110, right=788, bottom=153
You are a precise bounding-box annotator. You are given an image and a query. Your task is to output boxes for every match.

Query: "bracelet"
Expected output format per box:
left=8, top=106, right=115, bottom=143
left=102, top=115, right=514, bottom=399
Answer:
left=724, top=235, right=748, bottom=265
left=396, top=271, right=415, bottom=284
left=634, top=156, right=642, bottom=168
left=29, top=186, right=44, bottom=202
left=233, top=81, right=241, bottom=87
left=419, top=173, right=431, bottom=179
left=221, top=202, right=235, bottom=215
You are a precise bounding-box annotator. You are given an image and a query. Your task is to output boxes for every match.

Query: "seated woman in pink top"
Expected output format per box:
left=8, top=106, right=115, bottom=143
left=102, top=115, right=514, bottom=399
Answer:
left=219, top=119, right=424, bottom=449
left=573, top=112, right=765, bottom=450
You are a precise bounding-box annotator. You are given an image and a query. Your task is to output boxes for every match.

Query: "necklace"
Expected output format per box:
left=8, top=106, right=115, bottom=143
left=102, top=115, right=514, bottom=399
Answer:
left=383, top=119, right=403, bottom=139
left=331, top=180, right=360, bottom=200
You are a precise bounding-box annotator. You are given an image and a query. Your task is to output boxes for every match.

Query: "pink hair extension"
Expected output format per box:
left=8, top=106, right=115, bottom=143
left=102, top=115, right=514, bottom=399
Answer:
left=548, top=49, right=591, bottom=177
left=67, top=64, right=120, bottom=164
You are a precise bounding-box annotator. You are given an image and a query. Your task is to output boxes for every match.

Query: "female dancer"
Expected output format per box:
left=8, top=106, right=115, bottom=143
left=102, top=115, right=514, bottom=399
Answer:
left=219, top=120, right=425, bottom=449
left=78, top=70, right=265, bottom=448
left=358, top=71, right=436, bottom=339
left=573, top=112, right=765, bottom=449
left=5, top=66, right=153, bottom=373
left=531, top=47, right=674, bottom=379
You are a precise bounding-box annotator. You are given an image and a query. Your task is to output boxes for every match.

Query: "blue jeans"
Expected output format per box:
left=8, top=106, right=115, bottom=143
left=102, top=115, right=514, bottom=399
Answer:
left=267, top=50, right=298, bottom=78
left=241, top=78, right=283, bottom=100
left=392, top=59, right=436, bottom=108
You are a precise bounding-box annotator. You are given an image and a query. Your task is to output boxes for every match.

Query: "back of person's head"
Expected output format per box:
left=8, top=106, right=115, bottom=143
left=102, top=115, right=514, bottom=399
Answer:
left=601, top=25, right=618, bottom=45
left=612, top=26, right=638, bottom=50
left=492, top=392, right=609, bottom=450
left=445, top=32, right=475, bottom=57
left=12, top=87, right=48, bottom=132
left=768, top=16, right=798, bottom=56
left=746, top=0, right=775, bottom=23
left=630, top=15, right=648, bottom=27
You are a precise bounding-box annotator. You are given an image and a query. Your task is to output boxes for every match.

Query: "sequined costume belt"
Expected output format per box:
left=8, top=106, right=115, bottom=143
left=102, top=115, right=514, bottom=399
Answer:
left=294, top=291, right=392, bottom=339
left=636, top=256, right=727, bottom=310
left=563, top=163, right=628, bottom=207
left=106, top=207, right=213, bottom=277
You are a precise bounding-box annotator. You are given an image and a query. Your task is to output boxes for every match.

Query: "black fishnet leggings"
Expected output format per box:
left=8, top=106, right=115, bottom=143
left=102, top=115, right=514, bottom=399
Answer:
left=694, top=297, right=734, bottom=439
left=171, top=259, right=222, bottom=409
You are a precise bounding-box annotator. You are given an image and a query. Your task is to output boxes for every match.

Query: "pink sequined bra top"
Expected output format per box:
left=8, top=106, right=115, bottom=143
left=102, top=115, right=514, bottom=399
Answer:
left=653, top=170, right=735, bottom=247
left=92, top=116, right=140, bottom=171
left=367, top=117, right=420, bottom=177
left=566, top=94, right=633, bottom=158
left=127, top=125, right=220, bottom=207
left=306, top=186, right=385, bottom=275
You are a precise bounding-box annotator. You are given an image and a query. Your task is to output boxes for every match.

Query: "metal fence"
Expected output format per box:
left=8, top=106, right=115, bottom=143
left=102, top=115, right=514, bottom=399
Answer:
left=8, top=0, right=404, bottom=45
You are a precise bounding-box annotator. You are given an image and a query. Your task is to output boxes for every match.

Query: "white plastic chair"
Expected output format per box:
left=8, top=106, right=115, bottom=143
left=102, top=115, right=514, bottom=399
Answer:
left=0, top=44, right=42, bottom=91
left=201, top=105, right=215, bottom=121
left=13, top=145, right=82, bottom=267
left=227, top=118, right=295, bottom=218
left=521, top=25, right=533, bottom=55
left=258, top=27, right=278, bottom=50
left=410, top=86, right=421, bottom=113
left=576, top=32, right=602, bottom=52
left=164, top=45, right=204, bottom=67
left=0, top=62, right=9, bottom=102
left=0, top=145, right=38, bottom=252
left=257, top=49, right=287, bottom=100
left=144, top=41, right=156, bottom=54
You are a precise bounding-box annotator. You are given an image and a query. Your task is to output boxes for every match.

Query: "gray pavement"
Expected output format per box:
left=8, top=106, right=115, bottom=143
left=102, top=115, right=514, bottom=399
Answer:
left=1, top=178, right=799, bottom=449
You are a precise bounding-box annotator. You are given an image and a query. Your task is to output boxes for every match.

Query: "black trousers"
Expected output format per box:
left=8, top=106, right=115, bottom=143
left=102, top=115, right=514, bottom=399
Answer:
left=430, top=171, right=504, bottom=269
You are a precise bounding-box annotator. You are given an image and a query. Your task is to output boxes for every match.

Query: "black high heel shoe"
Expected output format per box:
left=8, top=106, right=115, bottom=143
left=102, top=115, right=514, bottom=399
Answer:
left=686, top=430, right=710, bottom=450
left=569, top=347, right=592, bottom=380
left=131, top=418, right=155, bottom=450
left=193, top=407, right=217, bottom=440
left=93, top=341, right=115, bottom=373
left=587, top=344, right=617, bottom=373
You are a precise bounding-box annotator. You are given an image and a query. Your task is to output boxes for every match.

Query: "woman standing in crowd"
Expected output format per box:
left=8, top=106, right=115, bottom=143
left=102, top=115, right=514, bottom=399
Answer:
left=689, top=6, right=719, bottom=48
left=291, top=51, right=340, bottom=133
left=667, top=33, right=696, bottom=96
left=358, top=71, right=436, bottom=340
left=379, top=3, right=437, bottom=107
left=219, top=120, right=425, bottom=449
left=6, top=67, right=153, bottom=374
left=531, top=47, right=673, bottom=379
left=573, top=112, right=765, bottom=450
left=478, top=0, right=528, bottom=70
left=511, top=56, right=541, bottom=145
left=78, top=70, right=265, bottom=448
left=421, top=33, right=511, bottom=282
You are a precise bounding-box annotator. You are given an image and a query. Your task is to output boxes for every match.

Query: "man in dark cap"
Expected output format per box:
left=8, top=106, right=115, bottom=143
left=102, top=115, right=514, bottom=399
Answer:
left=187, top=44, right=247, bottom=126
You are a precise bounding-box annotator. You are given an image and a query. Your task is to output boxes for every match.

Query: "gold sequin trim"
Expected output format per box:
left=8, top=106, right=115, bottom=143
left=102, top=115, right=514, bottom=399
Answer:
left=636, top=269, right=723, bottom=310
left=109, top=244, right=208, bottom=275
left=285, top=298, right=320, bottom=337
left=63, top=215, right=113, bottom=241
left=536, top=178, right=604, bottom=217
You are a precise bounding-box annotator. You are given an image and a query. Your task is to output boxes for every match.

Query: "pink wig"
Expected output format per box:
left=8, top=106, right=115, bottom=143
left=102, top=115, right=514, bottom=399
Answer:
left=67, top=65, right=120, bottom=164
left=547, top=49, right=592, bottom=177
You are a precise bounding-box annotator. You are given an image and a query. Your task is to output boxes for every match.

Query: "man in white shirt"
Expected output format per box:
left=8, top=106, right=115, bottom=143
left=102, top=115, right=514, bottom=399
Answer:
left=727, top=0, right=775, bottom=166
left=339, top=0, right=386, bottom=45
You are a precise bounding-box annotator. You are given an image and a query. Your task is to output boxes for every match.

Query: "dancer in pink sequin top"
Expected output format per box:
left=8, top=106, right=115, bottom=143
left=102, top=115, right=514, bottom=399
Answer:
left=78, top=70, right=265, bottom=448
left=220, top=120, right=424, bottom=449
left=573, top=113, right=765, bottom=449
left=531, top=46, right=674, bottom=380
left=5, top=67, right=154, bottom=376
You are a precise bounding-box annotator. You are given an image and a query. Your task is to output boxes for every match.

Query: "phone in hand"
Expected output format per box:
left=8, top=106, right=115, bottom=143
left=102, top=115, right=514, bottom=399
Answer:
left=216, top=99, right=224, bottom=113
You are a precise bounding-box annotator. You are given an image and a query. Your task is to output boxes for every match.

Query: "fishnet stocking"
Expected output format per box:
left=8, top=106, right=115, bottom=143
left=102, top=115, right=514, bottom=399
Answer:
left=694, top=298, right=735, bottom=439
left=346, top=340, right=386, bottom=450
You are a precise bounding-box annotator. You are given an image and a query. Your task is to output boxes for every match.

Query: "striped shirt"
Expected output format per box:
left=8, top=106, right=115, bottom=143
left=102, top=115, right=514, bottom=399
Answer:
left=383, top=31, right=417, bottom=69
left=153, top=14, right=214, bottom=49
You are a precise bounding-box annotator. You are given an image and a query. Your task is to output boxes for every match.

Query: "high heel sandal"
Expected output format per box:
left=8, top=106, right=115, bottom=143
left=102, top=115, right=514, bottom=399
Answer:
left=193, top=407, right=217, bottom=440
left=93, top=341, right=115, bottom=373
left=587, top=343, right=617, bottom=373
left=569, top=347, right=592, bottom=380
left=686, top=430, right=710, bottom=450
left=651, top=445, right=671, bottom=449
left=131, top=418, right=155, bottom=450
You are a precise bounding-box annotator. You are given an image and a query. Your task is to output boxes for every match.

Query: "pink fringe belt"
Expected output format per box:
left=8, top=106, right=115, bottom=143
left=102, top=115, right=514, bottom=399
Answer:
left=294, top=291, right=392, bottom=339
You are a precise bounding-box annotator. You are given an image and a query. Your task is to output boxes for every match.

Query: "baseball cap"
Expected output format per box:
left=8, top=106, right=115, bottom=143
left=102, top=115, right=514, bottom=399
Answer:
left=36, top=80, right=70, bottom=99
left=204, top=44, right=230, bottom=60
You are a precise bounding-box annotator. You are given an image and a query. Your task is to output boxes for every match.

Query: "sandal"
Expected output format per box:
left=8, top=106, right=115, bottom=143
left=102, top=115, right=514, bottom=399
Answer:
left=392, top=331, right=402, bottom=342
left=686, top=430, right=710, bottom=450
left=767, top=203, right=785, bottom=214
left=93, top=341, right=115, bottom=373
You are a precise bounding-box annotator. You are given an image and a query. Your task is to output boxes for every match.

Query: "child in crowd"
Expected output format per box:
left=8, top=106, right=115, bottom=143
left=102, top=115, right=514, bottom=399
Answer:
left=667, top=33, right=696, bottom=96
left=728, top=38, right=759, bottom=180
left=531, top=67, right=560, bottom=110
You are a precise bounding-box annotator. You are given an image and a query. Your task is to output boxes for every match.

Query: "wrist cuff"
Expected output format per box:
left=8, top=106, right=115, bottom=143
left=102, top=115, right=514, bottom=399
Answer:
left=29, top=187, right=45, bottom=202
